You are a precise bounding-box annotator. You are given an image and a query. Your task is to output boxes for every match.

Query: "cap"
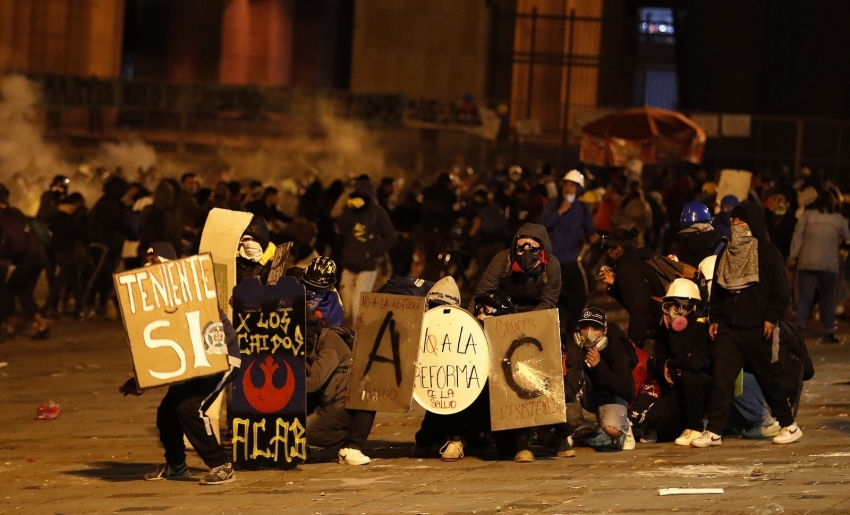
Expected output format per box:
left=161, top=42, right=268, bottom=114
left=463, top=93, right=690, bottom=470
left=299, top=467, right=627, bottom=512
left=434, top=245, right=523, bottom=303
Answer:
left=577, top=307, right=607, bottom=328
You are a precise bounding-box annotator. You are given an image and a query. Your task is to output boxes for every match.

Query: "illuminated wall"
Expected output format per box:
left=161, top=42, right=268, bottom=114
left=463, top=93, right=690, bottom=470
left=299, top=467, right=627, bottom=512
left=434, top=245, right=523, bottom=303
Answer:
left=511, top=0, right=602, bottom=135
left=350, top=0, right=490, bottom=100
left=0, top=0, right=125, bottom=77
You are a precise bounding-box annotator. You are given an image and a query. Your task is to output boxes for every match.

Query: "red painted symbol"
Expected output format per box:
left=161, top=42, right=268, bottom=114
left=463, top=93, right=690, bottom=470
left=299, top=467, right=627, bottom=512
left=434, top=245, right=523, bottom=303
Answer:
left=242, top=355, right=296, bottom=413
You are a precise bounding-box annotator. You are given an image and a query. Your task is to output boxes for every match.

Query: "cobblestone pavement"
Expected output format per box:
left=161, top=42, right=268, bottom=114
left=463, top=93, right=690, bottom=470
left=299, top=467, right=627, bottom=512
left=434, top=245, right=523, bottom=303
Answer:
left=2, top=312, right=850, bottom=515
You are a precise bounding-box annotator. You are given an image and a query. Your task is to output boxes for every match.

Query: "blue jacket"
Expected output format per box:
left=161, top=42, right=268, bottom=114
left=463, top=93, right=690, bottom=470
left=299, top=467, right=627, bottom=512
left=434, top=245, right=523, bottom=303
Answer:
left=538, top=199, right=596, bottom=265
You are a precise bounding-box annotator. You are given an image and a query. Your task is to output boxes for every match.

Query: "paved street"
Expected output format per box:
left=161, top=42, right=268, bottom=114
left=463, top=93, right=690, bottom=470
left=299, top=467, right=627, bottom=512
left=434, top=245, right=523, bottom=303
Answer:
left=2, top=312, right=850, bottom=515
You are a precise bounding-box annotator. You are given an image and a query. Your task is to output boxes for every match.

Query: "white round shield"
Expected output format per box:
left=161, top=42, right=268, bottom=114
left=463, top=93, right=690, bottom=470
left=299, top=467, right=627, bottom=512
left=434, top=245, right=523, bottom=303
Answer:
left=412, top=305, right=490, bottom=414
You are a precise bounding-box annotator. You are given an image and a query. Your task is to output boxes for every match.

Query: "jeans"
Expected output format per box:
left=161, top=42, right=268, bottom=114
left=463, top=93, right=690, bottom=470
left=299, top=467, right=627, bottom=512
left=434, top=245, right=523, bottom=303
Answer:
left=731, top=372, right=776, bottom=429
left=794, top=270, right=837, bottom=333
left=339, top=269, right=377, bottom=325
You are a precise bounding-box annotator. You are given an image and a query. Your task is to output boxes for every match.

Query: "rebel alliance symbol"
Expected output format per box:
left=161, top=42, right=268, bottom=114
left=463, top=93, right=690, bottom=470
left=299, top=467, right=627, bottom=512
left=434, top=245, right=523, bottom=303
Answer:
left=242, top=355, right=296, bottom=413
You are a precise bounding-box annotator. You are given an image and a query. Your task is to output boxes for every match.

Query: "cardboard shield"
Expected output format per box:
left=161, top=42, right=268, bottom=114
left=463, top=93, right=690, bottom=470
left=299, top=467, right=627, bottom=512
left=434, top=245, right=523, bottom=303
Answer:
left=198, top=208, right=254, bottom=319
left=345, top=293, right=425, bottom=412
left=114, top=254, right=229, bottom=390
left=230, top=277, right=307, bottom=470
left=715, top=169, right=752, bottom=214
left=412, top=306, right=489, bottom=415
left=484, top=309, right=566, bottom=431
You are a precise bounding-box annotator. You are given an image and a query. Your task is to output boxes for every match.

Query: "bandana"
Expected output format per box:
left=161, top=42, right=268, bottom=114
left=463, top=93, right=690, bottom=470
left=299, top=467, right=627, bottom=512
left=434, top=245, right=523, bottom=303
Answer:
left=715, top=224, right=759, bottom=290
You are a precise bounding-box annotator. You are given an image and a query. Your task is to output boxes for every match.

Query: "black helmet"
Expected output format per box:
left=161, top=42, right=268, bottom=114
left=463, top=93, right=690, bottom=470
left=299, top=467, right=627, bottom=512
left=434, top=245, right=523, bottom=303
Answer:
left=473, top=290, right=515, bottom=317
left=303, top=257, right=337, bottom=291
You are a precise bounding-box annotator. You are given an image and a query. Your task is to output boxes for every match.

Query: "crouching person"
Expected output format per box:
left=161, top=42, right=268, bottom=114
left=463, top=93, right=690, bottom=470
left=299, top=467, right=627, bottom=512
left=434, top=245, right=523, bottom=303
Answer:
left=303, top=310, right=376, bottom=465
left=571, top=308, right=636, bottom=450
left=120, top=243, right=241, bottom=485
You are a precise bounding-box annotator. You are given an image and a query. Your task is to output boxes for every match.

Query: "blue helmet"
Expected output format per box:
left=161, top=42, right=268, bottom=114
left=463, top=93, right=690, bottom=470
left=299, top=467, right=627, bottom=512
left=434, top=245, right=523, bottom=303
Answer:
left=679, top=202, right=712, bottom=227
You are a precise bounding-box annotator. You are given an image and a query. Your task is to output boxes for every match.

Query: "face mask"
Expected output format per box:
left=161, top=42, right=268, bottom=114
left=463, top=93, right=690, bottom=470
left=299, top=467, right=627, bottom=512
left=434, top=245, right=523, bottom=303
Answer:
left=306, top=290, right=322, bottom=313
left=573, top=328, right=608, bottom=351
left=773, top=203, right=788, bottom=216
left=566, top=194, right=576, bottom=203
left=731, top=224, right=753, bottom=242
left=515, top=252, right=540, bottom=272
left=662, top=300, right=695, bottom=332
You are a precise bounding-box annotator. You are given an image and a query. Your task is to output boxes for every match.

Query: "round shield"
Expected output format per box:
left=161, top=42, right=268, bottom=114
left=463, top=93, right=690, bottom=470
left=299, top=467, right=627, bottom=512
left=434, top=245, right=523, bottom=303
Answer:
left=412, top=305, right=490, bottom=414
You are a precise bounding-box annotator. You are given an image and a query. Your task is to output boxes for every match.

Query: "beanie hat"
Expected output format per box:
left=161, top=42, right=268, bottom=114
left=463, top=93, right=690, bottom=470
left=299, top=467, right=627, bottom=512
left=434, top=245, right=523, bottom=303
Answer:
left=426, top=276, right=461, bottom=307
left=147, top=241, right=178, bottom=261
left=721, top=194, right=740, bottom=208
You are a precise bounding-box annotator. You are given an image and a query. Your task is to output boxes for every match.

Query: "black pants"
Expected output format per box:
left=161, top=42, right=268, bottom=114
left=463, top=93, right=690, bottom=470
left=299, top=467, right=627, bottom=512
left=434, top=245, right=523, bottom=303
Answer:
left=157, top=373, right=230, bottom=469
left=306, top=406, right=376, bottom=450
left=415, top=384, right=491, bottom=447
left=0, top=256, right=45, bottom=323
left=45, top=251, right=85, bottom=313
left=558, top=262, right=589, bottom=334
left=85, top=244, right=120, bottom=310
left=706, top=324, right=794, bottom=434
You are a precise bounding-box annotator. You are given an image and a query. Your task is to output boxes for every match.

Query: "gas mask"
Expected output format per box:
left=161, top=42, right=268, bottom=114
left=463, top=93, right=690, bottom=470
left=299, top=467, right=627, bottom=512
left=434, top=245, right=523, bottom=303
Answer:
left=573, top=327, right=608, bottom=351
left=773, top=201, right=788, bottom=216
left=662, top=299, right=696, bottom=332
left=512, top=241, right=543, bottom=273
left=306, top=289, right=322, bottom=313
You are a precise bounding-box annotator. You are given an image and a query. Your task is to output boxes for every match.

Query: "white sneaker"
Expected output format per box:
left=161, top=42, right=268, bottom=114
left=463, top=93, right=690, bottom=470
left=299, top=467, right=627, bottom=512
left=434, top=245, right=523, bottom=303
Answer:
left=743, top=420, right=781, bottom=439
left=621, top=425, right=636, bottom=450
left=675, top=428, right=702, bottom=446
left=772, top=423, right=803, bottom=445
left=338, top=448, right=371, bottom=465
left=690, top=430, right=722, bottom=448
left=439, top=439, right=464, bottom=462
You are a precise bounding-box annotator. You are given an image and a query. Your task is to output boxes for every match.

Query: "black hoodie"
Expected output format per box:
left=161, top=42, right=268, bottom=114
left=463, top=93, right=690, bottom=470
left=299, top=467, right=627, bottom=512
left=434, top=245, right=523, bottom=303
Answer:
left=709, top=202, right=790, bottom=329
left=607, top=246, right=667, bottom=346
left=471, top=222, right=561, bottom=312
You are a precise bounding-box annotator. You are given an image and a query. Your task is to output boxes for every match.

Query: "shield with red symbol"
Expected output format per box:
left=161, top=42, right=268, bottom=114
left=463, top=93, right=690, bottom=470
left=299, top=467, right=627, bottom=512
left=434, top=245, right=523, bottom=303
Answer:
left=230, top=276, right=307, bottom=470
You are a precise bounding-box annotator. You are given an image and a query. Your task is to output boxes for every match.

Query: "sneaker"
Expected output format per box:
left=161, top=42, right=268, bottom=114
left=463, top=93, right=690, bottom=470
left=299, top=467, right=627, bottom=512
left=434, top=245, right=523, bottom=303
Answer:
left=772, top=423, right=803, bottom=445
left=675, top=429, right=702, bottom=446
left=640, top=429, right=658, bottom=444
left=144, top=462, right=190, bottom=481
left=621, top=425, right=636, bottom=450
left=338, top=448, right=372, bottom=465
left=579, top=429, right=615, bottom=448
left=199, top=463, right=235, bottom=485
left=743, top=420, right=781, bottom=439
left=556, top=436, right=576, bottom=458
left=514, top=449, right=535, bottom=463
left=690, top=430, right=722, bottom=448
left=824, top=333, right=841, bottom=344
left=439, top=440, right=464, bottom=462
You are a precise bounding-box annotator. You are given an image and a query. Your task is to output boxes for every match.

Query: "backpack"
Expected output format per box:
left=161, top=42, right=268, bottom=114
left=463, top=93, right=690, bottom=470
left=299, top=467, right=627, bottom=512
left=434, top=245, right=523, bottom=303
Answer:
left=645, top=255, right=703, bottom=293
left=0, top=209, right=28, bottom=260
left=376, top=277, right=435, bottom=297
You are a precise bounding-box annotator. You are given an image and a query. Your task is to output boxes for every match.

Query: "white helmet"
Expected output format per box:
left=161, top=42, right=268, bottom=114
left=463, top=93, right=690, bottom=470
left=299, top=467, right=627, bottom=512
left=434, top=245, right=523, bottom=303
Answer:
left=698, top=255, right=716, bottom=281
left=563, top=169, right=585, bottom=188
left=664, top=278, right=701, bottom=301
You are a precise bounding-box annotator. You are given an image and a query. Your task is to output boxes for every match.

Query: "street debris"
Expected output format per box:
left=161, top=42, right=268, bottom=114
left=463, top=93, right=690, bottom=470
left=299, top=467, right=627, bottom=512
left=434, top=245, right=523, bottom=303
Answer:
left=658, top=488, right=724, bottom=496
left=34, top=401, right=60, bottom=420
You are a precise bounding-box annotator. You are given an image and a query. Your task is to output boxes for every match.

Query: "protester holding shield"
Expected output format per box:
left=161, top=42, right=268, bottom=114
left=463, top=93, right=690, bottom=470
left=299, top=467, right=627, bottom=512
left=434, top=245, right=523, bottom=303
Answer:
left=471, top=223, right=561, bottom=462
left=119, top=242, right=242, bottom=485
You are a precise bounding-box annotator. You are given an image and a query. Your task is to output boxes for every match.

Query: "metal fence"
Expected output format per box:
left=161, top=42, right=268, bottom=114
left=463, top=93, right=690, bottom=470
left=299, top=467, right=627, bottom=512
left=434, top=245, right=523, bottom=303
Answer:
left=22, top=74, right=850, bottom=186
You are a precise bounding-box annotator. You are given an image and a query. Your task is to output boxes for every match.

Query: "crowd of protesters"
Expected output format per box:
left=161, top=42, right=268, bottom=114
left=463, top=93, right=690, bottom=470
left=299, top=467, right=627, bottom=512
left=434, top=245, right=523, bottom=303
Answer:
left=1, top=160, right=840, bottom=479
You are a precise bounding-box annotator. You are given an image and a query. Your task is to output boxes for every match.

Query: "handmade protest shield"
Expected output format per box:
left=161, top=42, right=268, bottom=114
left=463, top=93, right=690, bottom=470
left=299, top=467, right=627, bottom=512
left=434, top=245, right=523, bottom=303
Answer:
left=345, top=293, right=425, bottom=412
left=114, top=254, right=229, bottom=390
left=412, top=306, right=489, bottom=415
left=230, top=276, right=307, bottom=470
left=484, top=309, right=566, bottom=431
left=199, top=208, right=254, bottom=319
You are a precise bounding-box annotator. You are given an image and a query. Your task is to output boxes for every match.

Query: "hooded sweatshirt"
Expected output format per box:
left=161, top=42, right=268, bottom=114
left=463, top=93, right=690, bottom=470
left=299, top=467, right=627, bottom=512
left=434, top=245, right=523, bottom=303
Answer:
left=709, top=203, right=790, bottom=329
left=426, top=276, right=461, bottom=307
left=336, top=178, right=397, bottom=272
left=470, top=222, right=561, bottom=312
left=607, top=246, right=667, bottom=346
